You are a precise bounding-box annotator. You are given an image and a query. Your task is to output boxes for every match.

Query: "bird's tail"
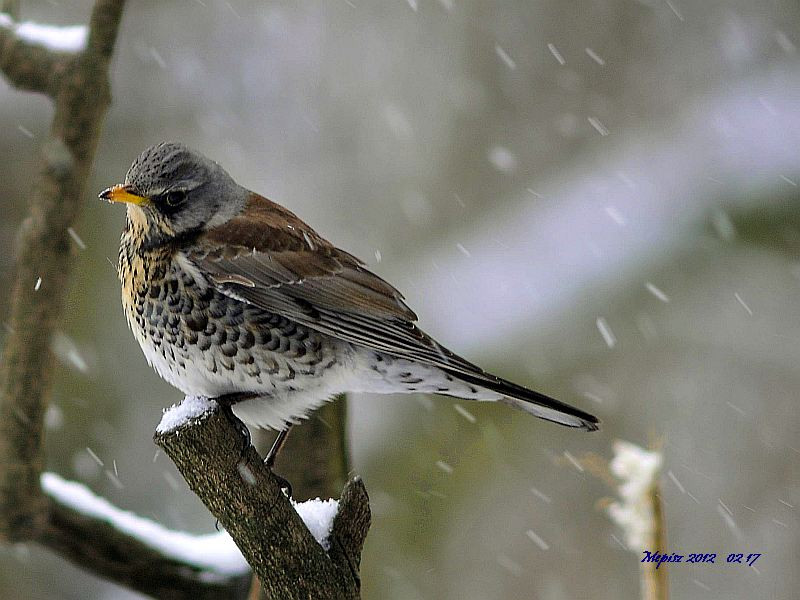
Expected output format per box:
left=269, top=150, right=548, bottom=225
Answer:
left=444, top=368, right=600, bottom=431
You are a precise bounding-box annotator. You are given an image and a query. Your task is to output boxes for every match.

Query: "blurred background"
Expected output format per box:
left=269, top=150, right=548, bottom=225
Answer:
left=1, top=0, right=799, bottom=598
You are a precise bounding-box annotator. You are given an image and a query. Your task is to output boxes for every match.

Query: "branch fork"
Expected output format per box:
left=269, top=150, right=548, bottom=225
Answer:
left=155, top=399, right=370, bottom=600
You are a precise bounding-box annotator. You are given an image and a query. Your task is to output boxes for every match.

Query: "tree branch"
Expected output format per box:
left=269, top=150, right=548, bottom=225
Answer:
left=155, top=403, right=370, bottom=600
left=251, top=387, right=354, bottom=598
left=0, top=15, right=66, bottom=94
left=38, top=493, right=251, bottom=600
left=0, top=0, right=124, bottom=543
left=4, top=2, right=245, bottom=598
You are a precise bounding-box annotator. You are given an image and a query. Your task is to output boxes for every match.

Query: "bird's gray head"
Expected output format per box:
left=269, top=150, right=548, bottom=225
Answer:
left=100, top=142, right=248, bottom=237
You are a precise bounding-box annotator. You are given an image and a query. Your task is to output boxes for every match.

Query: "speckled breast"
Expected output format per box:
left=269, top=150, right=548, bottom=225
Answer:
left=117, top=231, right=339, bottom=400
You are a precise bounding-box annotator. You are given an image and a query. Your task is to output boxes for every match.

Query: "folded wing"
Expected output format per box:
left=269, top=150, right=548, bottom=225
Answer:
left=188, top=194, right=599, bottom=430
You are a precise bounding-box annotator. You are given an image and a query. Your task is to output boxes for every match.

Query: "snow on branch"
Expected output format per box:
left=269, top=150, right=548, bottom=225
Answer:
left=607, top=440, right=663, bottom=551
left=43, top=470, right=341, bottom=559
left=605, top=440, right=668, bottom=600
left=157, top=395, right=218, bottom=434
left=42, top=472, right=250, bottom=576
left=293, top=497, right=339, bottom=550
left=0, top=14, right=88, bottom=52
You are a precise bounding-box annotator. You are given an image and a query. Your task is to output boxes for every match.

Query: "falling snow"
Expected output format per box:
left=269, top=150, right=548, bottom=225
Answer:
left=604, top=205, right=627, bottom=226
left=664, top=0, right=684, bottom=22
left=563, top=450, right=584, bottom=473
left=67, top=227, right=87, bottom=250
left=587, top=116, right=610, bottom=136
left=547, top=43, right=566, bottom=65
left=495, top=45, right=517, bottom=70
left=51, top=332, right=88, bottom=373
left=645, top=282, right=670, bottom=303
left=596, top=317, right=617, bottom=348
left=85, top=447, right=104, bottom=467
left=435, top=460, right=453, bottom=474
left=525, top=529, right=550, bottom=550
left=585, top=47, right=605, bottom=65
left=734, top=292, right=753, bottom=316
left=453, top=404, right=476, bottom=423
left=666, top=470, right=685, bottom=494
left=530, top=487, right=552, bottom=503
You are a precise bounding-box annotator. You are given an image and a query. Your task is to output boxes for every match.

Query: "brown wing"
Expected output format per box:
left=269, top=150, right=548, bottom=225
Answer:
left=189, top=194, right=600, bottom=430
left=191, top=193, right=417, bottom=321
left=189, top=194, right=482, bottom=370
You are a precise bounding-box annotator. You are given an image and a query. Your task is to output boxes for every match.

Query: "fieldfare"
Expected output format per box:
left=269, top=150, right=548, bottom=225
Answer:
left=101, top=142, right=599, bottom=443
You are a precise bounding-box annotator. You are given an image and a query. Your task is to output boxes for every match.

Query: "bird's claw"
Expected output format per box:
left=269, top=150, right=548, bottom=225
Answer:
left=216, top=392, right=256, bottom=459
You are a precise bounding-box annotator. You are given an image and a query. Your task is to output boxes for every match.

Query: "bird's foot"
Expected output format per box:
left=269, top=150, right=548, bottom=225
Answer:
left=216, top=392, right=257, bottom=459
left=271, top=472, right=293, bottom=498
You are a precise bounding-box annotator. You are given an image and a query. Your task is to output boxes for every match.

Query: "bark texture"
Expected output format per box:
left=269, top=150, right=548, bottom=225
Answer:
left=155, top=404, right=370, bottom=600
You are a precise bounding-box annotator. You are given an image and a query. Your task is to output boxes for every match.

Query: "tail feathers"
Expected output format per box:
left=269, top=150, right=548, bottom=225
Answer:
left=445, top=369, right=600, bottom=432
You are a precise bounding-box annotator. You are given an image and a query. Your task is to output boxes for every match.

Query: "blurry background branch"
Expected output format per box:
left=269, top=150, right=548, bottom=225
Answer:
left=155, top=402, right=370, bottom=600
left=39, top=488, right=251, bottom=600
left=0, top=2, right=255, bottom=598
left=0, top=0, right=123, bottom=543
left=273, top=398, right=351, bottom=500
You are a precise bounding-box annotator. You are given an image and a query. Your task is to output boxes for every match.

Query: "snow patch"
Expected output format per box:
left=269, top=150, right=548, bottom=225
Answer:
left=157, top=396, right=217, bottom=433
left=292, top=498, right=339, bottom=550
left=0, top=15, right=88, bottom=53
left=41, top=472, right=249, bottom=576
left=606, top=440, right=663, bottom=550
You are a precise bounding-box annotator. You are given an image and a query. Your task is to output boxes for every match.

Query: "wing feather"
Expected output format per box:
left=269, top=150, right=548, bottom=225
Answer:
left=188, top=194, right=599, bottom=430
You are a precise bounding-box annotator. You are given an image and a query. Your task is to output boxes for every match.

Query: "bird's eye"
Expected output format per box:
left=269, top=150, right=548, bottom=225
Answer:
left=165, top=190, right=187, bottom=207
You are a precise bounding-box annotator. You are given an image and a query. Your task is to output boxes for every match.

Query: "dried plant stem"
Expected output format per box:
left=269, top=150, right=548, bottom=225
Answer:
left=641, top=484, right=669, bottom=600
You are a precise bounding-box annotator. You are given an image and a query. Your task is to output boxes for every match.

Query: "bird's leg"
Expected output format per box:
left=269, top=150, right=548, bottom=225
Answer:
left=215, top=394, right=294, bottom=497
left=215, top=392, right=257, bottom=457
left=264, top=425, right=293, bottom=468
left=264, top=426, right=294, bottom=497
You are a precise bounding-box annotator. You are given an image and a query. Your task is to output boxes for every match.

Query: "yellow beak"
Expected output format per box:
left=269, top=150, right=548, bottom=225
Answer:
left=99, top=184, right=150, bottom=206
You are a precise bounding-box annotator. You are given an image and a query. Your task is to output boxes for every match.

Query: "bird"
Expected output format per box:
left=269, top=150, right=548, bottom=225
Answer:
left=100, top=142, right=598, bottom=456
